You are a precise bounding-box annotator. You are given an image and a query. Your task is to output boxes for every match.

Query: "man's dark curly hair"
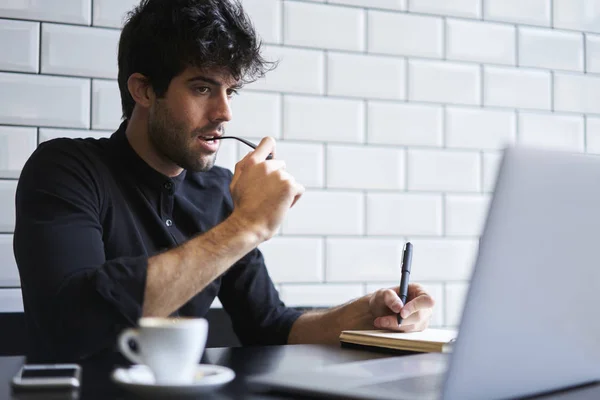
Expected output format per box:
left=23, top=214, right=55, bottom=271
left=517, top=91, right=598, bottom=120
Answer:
left=118, top=0, right=273, bottom=119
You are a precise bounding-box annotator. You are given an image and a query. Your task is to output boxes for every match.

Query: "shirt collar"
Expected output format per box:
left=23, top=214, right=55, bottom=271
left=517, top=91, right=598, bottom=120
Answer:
left=110, top=120, right=187, bottom=194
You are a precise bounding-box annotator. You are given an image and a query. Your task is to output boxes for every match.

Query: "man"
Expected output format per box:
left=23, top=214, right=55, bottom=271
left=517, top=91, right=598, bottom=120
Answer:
left=14, top=0, right=434, bottom=362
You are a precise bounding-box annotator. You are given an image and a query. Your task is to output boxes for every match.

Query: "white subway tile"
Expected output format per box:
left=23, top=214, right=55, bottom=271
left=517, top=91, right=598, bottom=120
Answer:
left=553, top=0, right=600, bottom=34
left=445, top=195, right=491, bottom=236
left=259, top=237, right=323, bottom=283
left=445, top=282, right=469, bottom=327
left=328, top=52, right=406, bottom=100
left=327, top=145, right=404, bottom=190
left=228, top=92, right=281, bottom=139
left=0, top=19, right=39, bottom=73
left=284, top=96, right=364, bottom=142
left=368, top=11, right=443, bottom=58
left=242, top=0, right=281, bottom=44
left=367, top=193, right=442, bottom=235
left=328, top=0, right=406, bottom=10
left=368, top=102, right=443, bottom=147
left=365, top=281, right=445, bottom=327
left=0, top=126, right=36, bottom=178
left=518, top=112, right=585, bottom=152
left=446, top=107, right=516, bottom=150
left=92, top=0, right=138, bottom=28
left=282, top=190, right=363, bottom=235
left=326, top=238, right=403, bottom=282
left=407, top=150, right=481, bottom=192
left=279, top=284, right=364, bottom=307
left=248, top=46, right=324, bottom=94
left=41, top=23, right=119, bottom=79
left=274, top=141, right=324, bottom=188
left=586, top=34, right=600, bottom=73
left=0, top=1, right=91, bottom=25
left=0, top=235, right=18, bottom=286
left=519, top=27, right=583, bottom=72
left=409, top=0, right=481, bottom=18
left=0, top=72, right=90, bottom=128
left=408, top=239, right=478, bottom=281
left=39, top=128, right=111, bottom=143
left=483, top=151, right=502, bottom=193
left=92, top=79, right=121, bottom=130
left=586, top=117, right=600, bottom=154
left=213, top=139, right=237, bottom=173
left=484, top=0, right=551, bottom=26
left=0, top=289, right=23, bottom=312
left=0, top=180, right=17, bottom=232
left=285, top=2, right=363, bottom=51
left=484, top=66, right=551, bottom=110
left=554, top=73, right=600, bottom=114
left=408, top=60, right=480, bottom=105
left=446, top=19, right=515, bottom=65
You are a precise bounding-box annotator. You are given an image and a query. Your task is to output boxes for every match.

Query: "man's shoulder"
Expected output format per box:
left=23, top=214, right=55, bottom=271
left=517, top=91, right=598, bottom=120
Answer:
left=28, top=136, right=110, bottom=166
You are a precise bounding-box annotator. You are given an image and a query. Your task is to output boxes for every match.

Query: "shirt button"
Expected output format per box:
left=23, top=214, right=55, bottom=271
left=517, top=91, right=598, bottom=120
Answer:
left=164, top=182, right=173, bottom=191
left=165, top=219, right=173, bottom=227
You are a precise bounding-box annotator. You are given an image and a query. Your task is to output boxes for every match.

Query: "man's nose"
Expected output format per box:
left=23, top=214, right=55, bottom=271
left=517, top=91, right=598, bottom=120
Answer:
left=210, top=92, right=233, bottom=123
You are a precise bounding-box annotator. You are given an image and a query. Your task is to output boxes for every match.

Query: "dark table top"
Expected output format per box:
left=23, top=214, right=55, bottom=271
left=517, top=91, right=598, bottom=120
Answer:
left=2, top=344, right=600, bottom=400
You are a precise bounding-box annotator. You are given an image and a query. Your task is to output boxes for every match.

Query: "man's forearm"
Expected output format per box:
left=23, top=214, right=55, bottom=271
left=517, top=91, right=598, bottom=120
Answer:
left=142, top=214, right=261, bottom=317
left=287, top=294, right=375, bottom=345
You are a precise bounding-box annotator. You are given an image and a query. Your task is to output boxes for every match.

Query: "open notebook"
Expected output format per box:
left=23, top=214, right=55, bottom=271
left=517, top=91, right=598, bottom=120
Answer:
left=339, top=328, right=458, bottom=353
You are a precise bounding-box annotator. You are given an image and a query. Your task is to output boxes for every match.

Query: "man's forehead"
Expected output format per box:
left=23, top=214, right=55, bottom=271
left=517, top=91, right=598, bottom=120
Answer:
left=179, top=66, right=240, bottom=87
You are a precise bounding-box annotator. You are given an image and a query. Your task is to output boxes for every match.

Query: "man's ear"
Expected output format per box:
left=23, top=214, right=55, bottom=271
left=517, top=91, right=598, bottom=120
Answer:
left=127, top=73, right=154, bottom=110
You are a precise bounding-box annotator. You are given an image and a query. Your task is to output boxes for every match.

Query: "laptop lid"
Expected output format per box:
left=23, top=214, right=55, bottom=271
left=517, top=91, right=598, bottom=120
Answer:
left=443, top=147, right=600, bottom=399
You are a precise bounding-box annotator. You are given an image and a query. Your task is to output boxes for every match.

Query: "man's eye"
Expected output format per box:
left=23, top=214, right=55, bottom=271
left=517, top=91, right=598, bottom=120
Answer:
left=195, top=87, right=210, bottom=94
left=227, top=89, right=238, bottom=97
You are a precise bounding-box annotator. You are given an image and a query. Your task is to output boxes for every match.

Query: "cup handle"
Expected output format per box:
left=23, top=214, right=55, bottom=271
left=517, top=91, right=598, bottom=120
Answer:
left=118, top=328, right=144, bottom=364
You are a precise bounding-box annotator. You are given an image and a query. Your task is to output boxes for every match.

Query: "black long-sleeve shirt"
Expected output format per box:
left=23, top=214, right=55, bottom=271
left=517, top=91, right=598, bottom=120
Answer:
left=13, top=120, right=301, bottom=362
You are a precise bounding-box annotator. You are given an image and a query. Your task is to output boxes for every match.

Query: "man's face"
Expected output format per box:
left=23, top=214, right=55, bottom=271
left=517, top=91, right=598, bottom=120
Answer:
left=147, top=66, right=239, bottom=172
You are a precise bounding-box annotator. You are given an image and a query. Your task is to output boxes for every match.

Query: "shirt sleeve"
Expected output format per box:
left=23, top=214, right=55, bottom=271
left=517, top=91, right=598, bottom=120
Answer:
left=218, top=248, right=302, bottom=346
left=216, top=170, right=302, bottom=345
left=14, top=139, right=148, bottom=362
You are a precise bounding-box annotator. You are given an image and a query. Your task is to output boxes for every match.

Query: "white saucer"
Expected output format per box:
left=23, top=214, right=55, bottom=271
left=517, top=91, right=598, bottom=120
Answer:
left=111, top=364, right=235, bottom=397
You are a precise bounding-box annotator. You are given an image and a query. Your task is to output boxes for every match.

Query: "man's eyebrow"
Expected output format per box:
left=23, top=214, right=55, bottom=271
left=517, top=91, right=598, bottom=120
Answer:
left=187, top=75, right=242, bottom=90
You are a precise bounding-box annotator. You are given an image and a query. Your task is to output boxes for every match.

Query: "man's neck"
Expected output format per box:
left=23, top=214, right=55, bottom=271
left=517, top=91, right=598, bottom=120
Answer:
left=125, top=113, right=183, bottom=178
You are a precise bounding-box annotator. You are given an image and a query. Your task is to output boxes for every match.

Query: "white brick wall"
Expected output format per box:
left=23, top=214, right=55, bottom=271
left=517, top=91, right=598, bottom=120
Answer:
left=1, top=0, right=598, bottom=328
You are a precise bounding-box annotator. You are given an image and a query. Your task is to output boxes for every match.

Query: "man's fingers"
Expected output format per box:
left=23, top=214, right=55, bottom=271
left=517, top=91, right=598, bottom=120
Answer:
left=249, top=136, right=276, bottom=163
left=290, top=183, right=305, bottom=207
left=378, top=289, right=403, bottom=314
left=400, top=294, right=435, bottom=319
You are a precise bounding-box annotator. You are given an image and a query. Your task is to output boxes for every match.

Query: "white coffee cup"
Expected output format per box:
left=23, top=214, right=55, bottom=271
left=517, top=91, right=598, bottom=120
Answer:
left=117, top=317, right=208, bottom=384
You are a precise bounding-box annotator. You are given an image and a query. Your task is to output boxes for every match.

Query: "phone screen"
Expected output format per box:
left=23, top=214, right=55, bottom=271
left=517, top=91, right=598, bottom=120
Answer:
left=21, top=368, right=78, bottom=379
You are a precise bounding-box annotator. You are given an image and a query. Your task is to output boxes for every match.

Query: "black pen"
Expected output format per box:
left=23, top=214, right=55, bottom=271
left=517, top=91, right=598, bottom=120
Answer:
left=397, top=242, right=413, bottom=325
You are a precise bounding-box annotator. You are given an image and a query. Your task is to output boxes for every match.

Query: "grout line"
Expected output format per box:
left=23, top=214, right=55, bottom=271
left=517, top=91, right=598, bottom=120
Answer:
left=480, top=0, right=484, bottom=20
left=280, top=93, right=285, bottom=139
left=363, top=8, right=368, bottom=54
left=442, top=105, right=447, bottom=148
left=441, top=193, right=446, bottom=236
left=550, top=71, right=555, bottom=112
left=584, top=115, right=588, bottom=152
left=90, top=0, right=94, bottom=26
left=404, top=148, right=409, bottom=192
left=363, top=191, right=368, bottom=237
left=37, top=22, right=42, bottom=74
left=322, top=237, right=327, bottom=283
left=550, top=0, right=554, bottom=29
left=322, top=142, right=328, bottom=187
left=479, top=64, right=484, bottom=106
left=583, top=33, right=587, bottom=74
left=362, top=99, right=368, bottom=144
left=515, top=25, right=519, bottom=66
left=36, top=127, right=40, bottom=146
left=480, top=151, right=485, bottom=193
left=280, top=0, right=285, bottom=44
left=514, top=109, right=520, bottom=144
left=442, top=17, right=447, bottom=60
left=323, top=50, right=328, bottom=95
left=89, top=79, right=93, bottom=129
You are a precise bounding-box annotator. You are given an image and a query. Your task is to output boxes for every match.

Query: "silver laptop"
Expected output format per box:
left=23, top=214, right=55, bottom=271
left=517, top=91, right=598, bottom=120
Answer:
left=249, top=146, right=600, bottom=400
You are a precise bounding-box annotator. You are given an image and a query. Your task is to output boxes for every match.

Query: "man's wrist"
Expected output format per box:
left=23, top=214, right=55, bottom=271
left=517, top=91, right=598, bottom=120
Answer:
left=224, top=211, right=267, bottom=246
